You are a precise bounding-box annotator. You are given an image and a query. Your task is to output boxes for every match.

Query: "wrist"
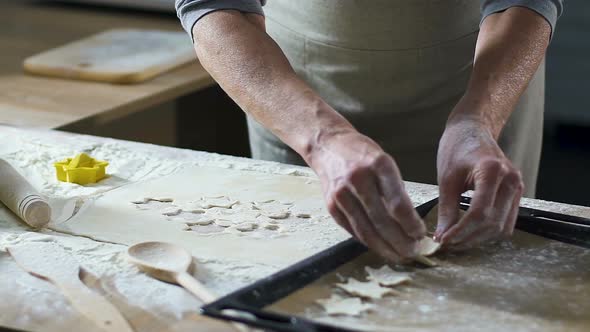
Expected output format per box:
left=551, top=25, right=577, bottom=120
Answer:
left=281, top=98, right=355, bottom=167
left=447, top=92, right=504, bottom=139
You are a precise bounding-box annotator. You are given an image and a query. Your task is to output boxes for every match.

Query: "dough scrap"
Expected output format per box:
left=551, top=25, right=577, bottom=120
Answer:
left=161, top=207, right=182, bottom=216
left=234, top=222, right=258, bottom=232
left=214, top=219, right=233, bottom=228
left=185, top=217, right=215, bottom=226
left=130, top=197, right=148, bottom=204
left=177, top=202, right=206, bottom=214
left=155, top=197, right=174, bottom=203
left=131, top=197, right=173, bottom=204
left=209, top=209, right=260, bottom=225
left=317, top=295, right=375, bottom=316
left=262, top=210, right=290, bottom=219
left=365, top=266, right=411, bottom=287
left=336, top=278, right=398, bottom=299
left=253, top=200, right=291, bottom=219
left=415, top=237, right=441, bottom=267
left=417, top=237, right=441, bottom=256
left=262, top=223, right=279, bottom=230
left=199, top=196, right=238, bottom=209
left=257, top=215, right=278, bottom=224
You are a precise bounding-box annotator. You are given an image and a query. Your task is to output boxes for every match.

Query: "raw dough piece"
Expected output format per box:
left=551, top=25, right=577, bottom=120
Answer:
left=336, top=278, right=398, bottom=299
left=262, top=223, right=280, bottom=230
left=130, top=197, right=149, bottom=204
left=365, top=266, right=411, bottom=287
left=257, top=215, right=278, bottom=224
left=214, top=219, right=233, bottom=228
left=199, top=196, right=238, bottom=209
left=209, top=209, right=261, bottom=226
left=161, top=207, right=182, bottom=216
left=415, top=237, right=441, bottom=267
left=295, top=213, right=311, bottom=219
left=234, top=222, right=258, bottom=232
left=154, top=197, right=174, bottom=203
left=253, top=200, right=291, bottom=219
left=185, top=216, right=215, bottom=226
left=178, top=202, right=206, bottom=214
left=254, top=199, right=274, bottom=204
left=317, top=295, right=375, bottom=316
left=417, top=237, right=441, bottom=256
left=131, top=197, right=173, bottom=204
left=263, top=210, right=290, bottom=219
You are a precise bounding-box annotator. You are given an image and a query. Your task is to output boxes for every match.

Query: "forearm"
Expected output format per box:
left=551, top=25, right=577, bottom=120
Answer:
left=192, top=10, right=354, bottom=163
left=450, top=7, right=551, bottom=138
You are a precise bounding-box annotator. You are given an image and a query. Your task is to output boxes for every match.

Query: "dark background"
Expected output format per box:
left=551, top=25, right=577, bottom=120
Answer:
left=540, top=0, right=590, bottom=206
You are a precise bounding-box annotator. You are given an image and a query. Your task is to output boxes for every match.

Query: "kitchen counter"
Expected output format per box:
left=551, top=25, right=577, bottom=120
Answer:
left=0, top=0, right=214, bottom=130
left=0, top=126, right=588, bottom=332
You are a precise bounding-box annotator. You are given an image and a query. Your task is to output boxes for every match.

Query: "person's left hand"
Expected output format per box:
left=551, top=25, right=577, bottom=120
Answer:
left=435, top=115, right=524, bottom=249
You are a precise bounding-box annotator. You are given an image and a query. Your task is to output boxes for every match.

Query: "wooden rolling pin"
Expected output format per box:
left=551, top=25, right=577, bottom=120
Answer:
left=0, top=159, right=51, bottom=227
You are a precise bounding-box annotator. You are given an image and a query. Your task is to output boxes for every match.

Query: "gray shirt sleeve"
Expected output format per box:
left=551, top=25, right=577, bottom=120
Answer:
left=481, top=0, right=564, bottom=36
left=176, top=0, right=266, bottom=41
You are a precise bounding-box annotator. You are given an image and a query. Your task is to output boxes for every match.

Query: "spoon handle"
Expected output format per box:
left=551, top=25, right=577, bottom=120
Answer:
left=176, top=272, right=217, bottom=303
left=176, top=272, right=249, bottom=332
left=59, top=278, right=134, bottom=332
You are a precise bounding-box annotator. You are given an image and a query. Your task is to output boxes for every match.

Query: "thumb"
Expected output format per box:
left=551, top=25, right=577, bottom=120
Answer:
left=435, top=180, right=463, bottom=241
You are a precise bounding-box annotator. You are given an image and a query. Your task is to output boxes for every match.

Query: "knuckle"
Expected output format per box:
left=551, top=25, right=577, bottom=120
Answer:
left=488, top=221, right=504, bottom=234
left=468, top=206, right=489, bottom=223
left=326, top=198, right=340, bottom=216
left=505, top=170, right=525, bottom=190
left=332, top=184, right=348, bottom=202
left=479, top=158, right=504, bottom=175
left=353, top=226, right=370, bottom=245
left=347, top=164, right=371, bottom=184
left=371, top=153, right=392, bottom=169
left=389, top=198, right=408, bottom=217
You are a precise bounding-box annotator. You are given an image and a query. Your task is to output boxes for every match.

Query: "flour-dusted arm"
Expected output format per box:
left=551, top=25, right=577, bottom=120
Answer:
left=436, top=2, right=563, bottom=248
left=174, top=1, right=427, bottom=262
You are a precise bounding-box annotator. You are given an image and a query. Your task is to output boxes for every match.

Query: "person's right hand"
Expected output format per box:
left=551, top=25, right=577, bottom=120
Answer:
left=305, top=129, right=427, bottom=262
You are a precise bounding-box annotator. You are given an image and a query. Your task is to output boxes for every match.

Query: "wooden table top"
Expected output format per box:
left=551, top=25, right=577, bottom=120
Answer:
left=0, top=0, right=215, bottom=129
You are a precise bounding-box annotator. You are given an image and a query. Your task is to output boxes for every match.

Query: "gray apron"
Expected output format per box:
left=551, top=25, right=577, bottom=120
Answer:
left=247, top=0, right=544, bottom=197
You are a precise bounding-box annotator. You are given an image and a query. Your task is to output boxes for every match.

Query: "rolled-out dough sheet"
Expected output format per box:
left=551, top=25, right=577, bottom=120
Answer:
left=50, top=166, right=350, bottom=274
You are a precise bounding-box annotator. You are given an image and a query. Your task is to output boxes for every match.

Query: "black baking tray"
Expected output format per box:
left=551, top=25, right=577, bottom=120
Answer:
left=201, top=196, right=590, bottom=332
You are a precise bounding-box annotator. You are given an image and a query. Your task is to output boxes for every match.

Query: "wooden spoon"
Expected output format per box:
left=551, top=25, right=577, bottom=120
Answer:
left=126, top=241, right=216, bottom=303
left=127, top=242, right=249, bottom=331
left=7, top=242, right=134, bottom=332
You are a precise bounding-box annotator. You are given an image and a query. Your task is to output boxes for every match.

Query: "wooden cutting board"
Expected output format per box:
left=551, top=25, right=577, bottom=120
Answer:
left=23, top=29, right=197, bottom=84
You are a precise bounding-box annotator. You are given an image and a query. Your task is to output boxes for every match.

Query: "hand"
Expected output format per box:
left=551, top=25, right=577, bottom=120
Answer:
left=435, top=117, right=524, bottom=248
left=306, top=129, right=426, bottom=262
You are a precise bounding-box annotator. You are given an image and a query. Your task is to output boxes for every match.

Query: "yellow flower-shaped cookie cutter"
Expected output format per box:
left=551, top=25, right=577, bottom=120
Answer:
left=54, top=153, right=109, bottom=185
